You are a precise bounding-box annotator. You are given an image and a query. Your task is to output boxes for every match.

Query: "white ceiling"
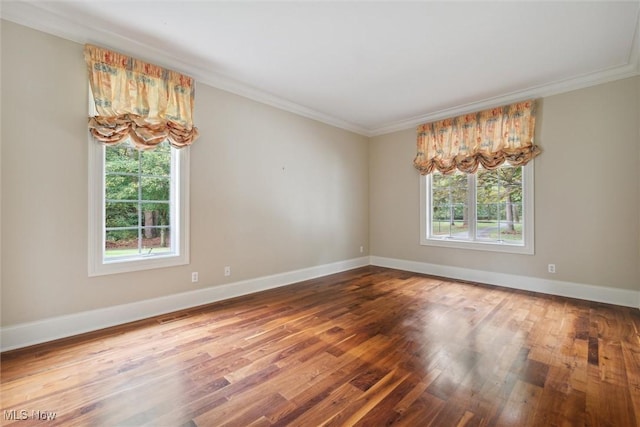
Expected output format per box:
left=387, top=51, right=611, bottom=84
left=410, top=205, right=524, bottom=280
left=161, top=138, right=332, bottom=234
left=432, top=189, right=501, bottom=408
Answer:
left=2, top=1, right=639, bottom=136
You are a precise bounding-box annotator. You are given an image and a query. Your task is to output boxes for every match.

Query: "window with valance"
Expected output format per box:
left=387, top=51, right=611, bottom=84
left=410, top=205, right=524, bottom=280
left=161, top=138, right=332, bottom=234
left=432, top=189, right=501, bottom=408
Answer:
left=414, top=100, right=540, bottom=175
left=85, top=44, right=199, bottom=149
left=86, top=44, right=197, bottom=275
left=416, top=100, right=540, bottom=254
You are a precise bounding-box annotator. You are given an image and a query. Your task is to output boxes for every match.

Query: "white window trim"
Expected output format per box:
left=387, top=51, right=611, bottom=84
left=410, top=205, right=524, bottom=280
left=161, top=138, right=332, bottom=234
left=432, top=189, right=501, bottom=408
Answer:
left=419, top=162, right=534, bottom=255
left=88, top=139, right=190, bottom=276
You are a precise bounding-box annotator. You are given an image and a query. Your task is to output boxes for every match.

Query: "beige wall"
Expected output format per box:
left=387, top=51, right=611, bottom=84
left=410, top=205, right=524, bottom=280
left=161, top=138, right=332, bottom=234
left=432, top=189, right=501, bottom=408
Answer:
left=370, top=77, right=640, bottom=291
left=2, top=20, right=639, bottom=329
left=0, top=21, right=369, bottom=326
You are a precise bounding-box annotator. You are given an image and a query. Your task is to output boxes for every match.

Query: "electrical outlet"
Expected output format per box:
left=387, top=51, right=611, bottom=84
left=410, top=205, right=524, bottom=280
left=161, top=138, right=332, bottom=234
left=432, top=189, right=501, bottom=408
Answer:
left=191, top=272, right=199, bottom=283
left=548, top=264, right=556, bottom=274
left=224, top=266, right=231, bottom=277
left=360, top=246, right=364, bottom=253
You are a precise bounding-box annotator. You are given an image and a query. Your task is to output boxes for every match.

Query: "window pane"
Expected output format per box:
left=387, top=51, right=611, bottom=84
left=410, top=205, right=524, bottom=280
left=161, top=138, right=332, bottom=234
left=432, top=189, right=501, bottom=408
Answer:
left=451, top=206, right=469, bottom=239
left=476, top=196, right=497, bottom=240
left=423, top=163, right=531, bottom=253
left=476, top=165, right=523, bottom=243
left=501, top=202, right=523, bottom=242
left=105, top=229, right=139, bottom=258
left=432, top=206, right=451, bottom=236
left=105, top=145, right=139, bottom=173
left=140, top=144, right=171, bottom=176
left=432, top=189, right=449, bottom=208
left=141, top=203, right=170, bottom=227
left=449, top=173, right=467, bottom=187
left=141, top=176, right=170, bottom=201
left=432, top=173, right=449, bottom=188
left=101, top=141, right=175, bottom=263
left=504, top=184, right=522, bottom=203
left=141, top=203, right=171, bottom=250
left=430, top=172, right=469, bottom=239
left=106, top=202, right=138, bottom=228
left=476, top=168, right=501, bottom=240
left=105, top=175, right=138, bottom=201
left=142, top=227, right=171, bottom=254
left=477, top=183, right=498, bottom=204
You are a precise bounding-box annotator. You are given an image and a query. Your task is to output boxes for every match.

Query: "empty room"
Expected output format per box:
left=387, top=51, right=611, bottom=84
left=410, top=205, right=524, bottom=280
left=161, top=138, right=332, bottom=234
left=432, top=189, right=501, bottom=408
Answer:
left=1, top=1, right=639, bottom=426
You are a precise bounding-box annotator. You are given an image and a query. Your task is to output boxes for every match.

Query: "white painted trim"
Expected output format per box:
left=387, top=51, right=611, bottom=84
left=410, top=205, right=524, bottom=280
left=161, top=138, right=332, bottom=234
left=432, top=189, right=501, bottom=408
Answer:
left=87, top=140, right=191, bottom=276
left=419, top=163, right=535, bottom=255
left=0, top=2, right=370, bottom=137
left=2, top=255, right=637, bottom=351
left=0, top=257, right=369, bottom=352
left=370, top=62, right=640, bottom=136
left=370, top=256, right=640, bottom=309
left=1, top=2, right=639, bottom=138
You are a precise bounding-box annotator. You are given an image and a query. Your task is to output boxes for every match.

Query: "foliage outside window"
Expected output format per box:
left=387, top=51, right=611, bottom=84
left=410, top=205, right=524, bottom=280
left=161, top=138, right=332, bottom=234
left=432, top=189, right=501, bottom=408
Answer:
left=85, top=44, right=195, bottom=276
left=89, top=140, right=189, bottom=276
left=105, top=142, right=173, bottom=259
left=421, top=163, right=534, bottom=254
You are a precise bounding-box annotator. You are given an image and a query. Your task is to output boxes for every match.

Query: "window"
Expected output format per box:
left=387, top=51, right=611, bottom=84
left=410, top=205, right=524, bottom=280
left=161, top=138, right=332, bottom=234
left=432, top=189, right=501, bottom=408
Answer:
left=85, top=45, right=196, bottom=276
left=89, top=140, right=190, bottom=276
left=420, top=163, right=534, bottom=254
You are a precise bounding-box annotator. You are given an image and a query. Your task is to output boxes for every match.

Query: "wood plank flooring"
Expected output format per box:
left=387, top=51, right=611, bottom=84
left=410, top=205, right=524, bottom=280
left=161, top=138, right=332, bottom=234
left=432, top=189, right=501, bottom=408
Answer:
left=2, top=266, right=639, bottom=426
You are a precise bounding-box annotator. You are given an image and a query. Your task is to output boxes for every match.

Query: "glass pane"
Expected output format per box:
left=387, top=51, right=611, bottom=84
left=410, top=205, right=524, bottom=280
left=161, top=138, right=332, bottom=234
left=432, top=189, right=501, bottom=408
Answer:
left=475, top=165, right=524, bottom=243
left=432, top=173, right=449, bottom=188
left=450, top=189, right=467, bottom=205
left=476, top=168, right=494, bottom=186
left=476, top=203, right=498, bottom=240
left=501, top=203, right=523, bottom=242
left=477, top=167, right=498, bottom=202
left=105, top=229, right=139, bottom=258
left=140, top=144, right=171, bottom=176
left=140, top=203, right=171, bottom=252
left=432, top=206, right=450, bottom=236
left=497, top=165, right=521, bottom=181
left=432, top=189, right=450, bottom=207
left=476, top=202, right=495, bottom=222
left=105, top=145, right=139, bottom=173
left=141, top=227, right=172, bottom=255
left=450, top=205, right=469, bottom=239
left=141, top=177, right=170, bottom=201
left=504, top=184, right=522, bottom=203
left=450, top=175, right=467, bottom=203
left=449, top=173, right=467, bottom=188
left=141, top=203, right=170, bottom=226
left=106, top=202, right=138, bottom=228
left=477, top=184, right=498, bottom=203
left=105, top=174, right=138, bottom=201
left=430, top=172, right=469, bottom=239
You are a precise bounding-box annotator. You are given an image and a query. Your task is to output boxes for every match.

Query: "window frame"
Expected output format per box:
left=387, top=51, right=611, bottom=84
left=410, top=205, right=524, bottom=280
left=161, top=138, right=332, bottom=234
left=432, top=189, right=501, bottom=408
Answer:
left=88, top=139, right=190, bottom=276
left=420, top=162, right=534, bottom=255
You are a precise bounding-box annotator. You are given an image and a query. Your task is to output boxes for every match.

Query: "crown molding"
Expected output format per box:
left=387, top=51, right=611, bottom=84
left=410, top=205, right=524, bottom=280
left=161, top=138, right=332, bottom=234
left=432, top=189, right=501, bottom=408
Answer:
left=369, top=62, right=640, bottom=137
left=0, top=1, right=372, bottom=137
left=2, top=0, right=639, bottom=139
left=196, top=72, right=373, bottom=137
left=370, top=5, right=640, bottom=136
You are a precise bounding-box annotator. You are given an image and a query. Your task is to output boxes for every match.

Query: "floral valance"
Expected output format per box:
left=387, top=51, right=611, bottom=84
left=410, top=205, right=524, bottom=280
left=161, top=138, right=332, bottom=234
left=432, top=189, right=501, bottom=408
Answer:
left=413, top=100, right=540, bottom=175
left=84, top=44, right=199, bottom=150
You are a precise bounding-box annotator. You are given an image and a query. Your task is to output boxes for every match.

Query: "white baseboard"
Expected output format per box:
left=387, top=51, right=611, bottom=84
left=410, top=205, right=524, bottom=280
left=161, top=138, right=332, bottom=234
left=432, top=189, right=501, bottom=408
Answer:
left=3, top=255, right=637, bottom=352
left=370, top=256, right=640, bottom=309
left=0, top=257, right=369, bottom=352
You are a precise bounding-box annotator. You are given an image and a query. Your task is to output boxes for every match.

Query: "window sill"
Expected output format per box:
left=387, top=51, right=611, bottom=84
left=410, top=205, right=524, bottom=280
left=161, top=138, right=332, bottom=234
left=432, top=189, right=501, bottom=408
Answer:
left=88, top=253, right=189, bottom=277
left=420, top=237, right=534, bottom=255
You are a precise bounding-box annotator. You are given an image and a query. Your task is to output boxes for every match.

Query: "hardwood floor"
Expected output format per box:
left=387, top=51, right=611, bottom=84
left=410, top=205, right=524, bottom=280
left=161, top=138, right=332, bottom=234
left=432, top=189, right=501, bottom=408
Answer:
left=2, top=266, right=639, bottom=426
